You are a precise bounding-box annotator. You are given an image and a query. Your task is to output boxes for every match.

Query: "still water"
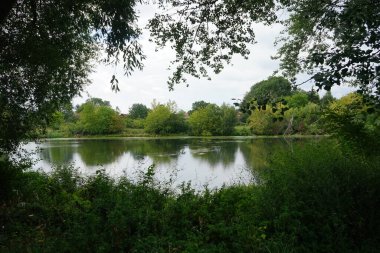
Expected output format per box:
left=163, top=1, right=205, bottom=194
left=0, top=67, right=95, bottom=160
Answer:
left=26, top=137, right=311, bottom=189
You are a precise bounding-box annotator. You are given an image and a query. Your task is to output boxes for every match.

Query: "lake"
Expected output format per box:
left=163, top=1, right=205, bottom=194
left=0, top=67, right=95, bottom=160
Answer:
left=25, top=137, right=315, bottom=189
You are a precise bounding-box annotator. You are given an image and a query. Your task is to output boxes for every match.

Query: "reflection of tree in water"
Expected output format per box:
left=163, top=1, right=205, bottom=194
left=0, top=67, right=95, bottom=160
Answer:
left=39, top=141, right=75, bottom=165
left=77, top=140, right=127, bottom=166
left=239, top=138, right=310, bottom=172
left=123, top=139, right=187, bottom=164
left=188, top=139, right=238, bottom=168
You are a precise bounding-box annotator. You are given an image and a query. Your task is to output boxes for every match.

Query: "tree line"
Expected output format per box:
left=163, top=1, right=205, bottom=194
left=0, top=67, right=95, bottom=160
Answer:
left=45, top=76, right=379, bottom=142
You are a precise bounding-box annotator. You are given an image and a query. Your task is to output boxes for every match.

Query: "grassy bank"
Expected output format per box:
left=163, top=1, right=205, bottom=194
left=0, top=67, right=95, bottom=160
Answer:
left=1, top=142, right=379, bottom=252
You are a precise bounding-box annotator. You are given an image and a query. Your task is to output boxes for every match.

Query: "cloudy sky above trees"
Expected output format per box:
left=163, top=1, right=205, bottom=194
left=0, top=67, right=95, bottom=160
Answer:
left=74, top=4, right=354, bottom=113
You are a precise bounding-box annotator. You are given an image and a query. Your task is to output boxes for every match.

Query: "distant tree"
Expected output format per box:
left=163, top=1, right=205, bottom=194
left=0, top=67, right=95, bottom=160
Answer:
left=144, top=104, right=187, bottom=134
left=285, top=103, right=321, bottom=134
left=306, top=89, right=320, bottom=104
left=189, top=101, right=210, bottom=115
left=320, top=91, right=335, bottom=108
left=60, top=103, right=76, bottom=123
left=286, top=92, right=309, bottom=108
left=241, top=76, right=293, bottom=112
left=87, top=98, right=111, bottom=107
left=76, top=101, right=123, bottom=135
left=48, top=112, right=65, bottom=131
left=248, top=110, right=273, bottom=136
left=188, top=104, right=220, bottom=136
left=220, top=104, right=238, bottom=135
left=322, top=93, right=380, bottom=152
left=76, top=98, right=111, bottom=113
left=128, top=103, right=149, bottom=119
left=248, top=109, right=287, bottom=135
left=188, top=104, right=237, bottom=136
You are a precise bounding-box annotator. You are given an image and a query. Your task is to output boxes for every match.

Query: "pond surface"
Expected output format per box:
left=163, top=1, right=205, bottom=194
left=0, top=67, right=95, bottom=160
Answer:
left=25, top=137, right=315, bottom=189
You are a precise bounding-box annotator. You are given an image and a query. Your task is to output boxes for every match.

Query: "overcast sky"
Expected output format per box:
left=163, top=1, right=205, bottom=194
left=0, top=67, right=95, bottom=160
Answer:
left=73, top=4, right=354, bottom=113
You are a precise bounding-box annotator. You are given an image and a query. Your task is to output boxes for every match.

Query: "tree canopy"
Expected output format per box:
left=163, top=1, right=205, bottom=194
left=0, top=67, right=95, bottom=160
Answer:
left=243, top=76, right=292, bottom=104
left=144, top=103, right=187, bottom=134
left=149, top=0, right=380, bottom=100
left=188, top=104, right=237, bottom=136
left=2, top=0, right=379, bottom=152
left=76, top=99, right=124, bottom=135
left=128, top=103, right=150, bottom=119
left=275, top=0, right=380, bottom=101
left=0, top=0, right=143, bottom=151
left=188, top=101, right=210, bottom=115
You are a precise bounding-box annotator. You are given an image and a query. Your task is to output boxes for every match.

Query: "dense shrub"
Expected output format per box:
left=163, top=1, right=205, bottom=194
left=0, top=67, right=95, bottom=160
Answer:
left=188, top=104, right=237, bottom=136
left=1, top=141, right=379, bottom=252
left=255, top=141, right=380, bottom=252
left=322, top=93, right=380, bottom=153
left=75, top=102, right=124, bottom=135
left=144, top=105, right=187, bottom=134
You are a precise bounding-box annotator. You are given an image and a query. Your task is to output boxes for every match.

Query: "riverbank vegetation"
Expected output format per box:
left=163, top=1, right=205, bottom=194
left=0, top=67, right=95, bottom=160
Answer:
left=43, top=76, right=371, bottom=139
left=2, top=0, right=380, bottom=252
left=1, top=142, right=379, bottom=252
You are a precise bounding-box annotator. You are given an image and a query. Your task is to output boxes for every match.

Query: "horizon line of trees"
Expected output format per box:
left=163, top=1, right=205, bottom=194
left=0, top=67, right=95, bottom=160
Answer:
left=45, top=76, right=380, bottom=140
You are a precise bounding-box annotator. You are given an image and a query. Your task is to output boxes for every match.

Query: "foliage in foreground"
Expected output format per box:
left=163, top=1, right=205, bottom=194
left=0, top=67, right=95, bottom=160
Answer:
left=1, top=142, right=379, bottom=252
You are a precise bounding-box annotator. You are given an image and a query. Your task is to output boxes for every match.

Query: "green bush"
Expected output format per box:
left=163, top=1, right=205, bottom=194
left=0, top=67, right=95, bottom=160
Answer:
left=322, top=93, right=380, bottom=153
left=75, top=101, right=124, bottom=135
left=255, top=141, right=380, bottom=252
left=1, top=141, right=379, bottom=252
left=233, top=125, right=251, bottom=136
left=144, top=105, right=187, bottom=134
left=188, top=104, right=237, bottom=136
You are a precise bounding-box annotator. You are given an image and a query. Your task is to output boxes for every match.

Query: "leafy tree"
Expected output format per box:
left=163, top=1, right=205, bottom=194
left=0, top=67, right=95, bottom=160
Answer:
left=148, top=0, right=277, bottom=89
left=285, top=103, right=322, bottom=134
left=322, top=93, right=380, bottom=152
left=144, top=104, right=187, bottom=134
left=3, top=0, right=379, bottom=152
left=306, top=89, right=320, bottom=104
left=60, top=103, right=76, bottom=123
left=188, top=101, right=210, bottom=115
left=320, top=91, right=335, bottom=108
left=0, top=0, right=143, bottom=151
left=128, top=103, right=150, bottom=119
left=48, top=112, right=65, bottom=131
left=76, top=98, right=111, bottom=113
left=220, top=104, right=238, bottom=135
left=188, top=104, right=221, bottom=136
left=248, top=109, right=287, bottom=135
left=275, top=0, right=380, bottom=101
left=188, top=104, right=237, bottom=136
left=86, top=98, right=111, bottom=107
left=149, top=0, right=380, bottom=102
left=241, top=76, right=293, bottom=111
left=76, top=101, right=124, bottom=135
left=286, top=91, right=309, bottom=108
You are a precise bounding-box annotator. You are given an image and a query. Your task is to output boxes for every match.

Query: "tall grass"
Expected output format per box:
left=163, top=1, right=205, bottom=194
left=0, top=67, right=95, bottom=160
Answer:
left=1, top=141, right=379, bottom=252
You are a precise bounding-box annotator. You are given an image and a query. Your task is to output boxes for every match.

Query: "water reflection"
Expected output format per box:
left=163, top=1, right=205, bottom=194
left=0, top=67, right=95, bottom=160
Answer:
left=77, top=140, right=127, bottom=166
left=239, top=139, right=289, bottom=171
left=33, top=137, right=318, bottom=188
left=39, top=141, right=76, bottom=165
left=37, top=138, right=304, bottom=169
left=123, top=139, right=187, bottom=164
left=188, top=139, right=239, bottom=168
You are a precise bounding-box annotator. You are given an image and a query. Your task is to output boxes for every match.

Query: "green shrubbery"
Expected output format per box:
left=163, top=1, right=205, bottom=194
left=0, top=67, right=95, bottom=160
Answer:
left=144, top=104, right=187, bottom=135
left=1, top=141, right=379, bottom=252
left=188, top=104, right=237, bottom=136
